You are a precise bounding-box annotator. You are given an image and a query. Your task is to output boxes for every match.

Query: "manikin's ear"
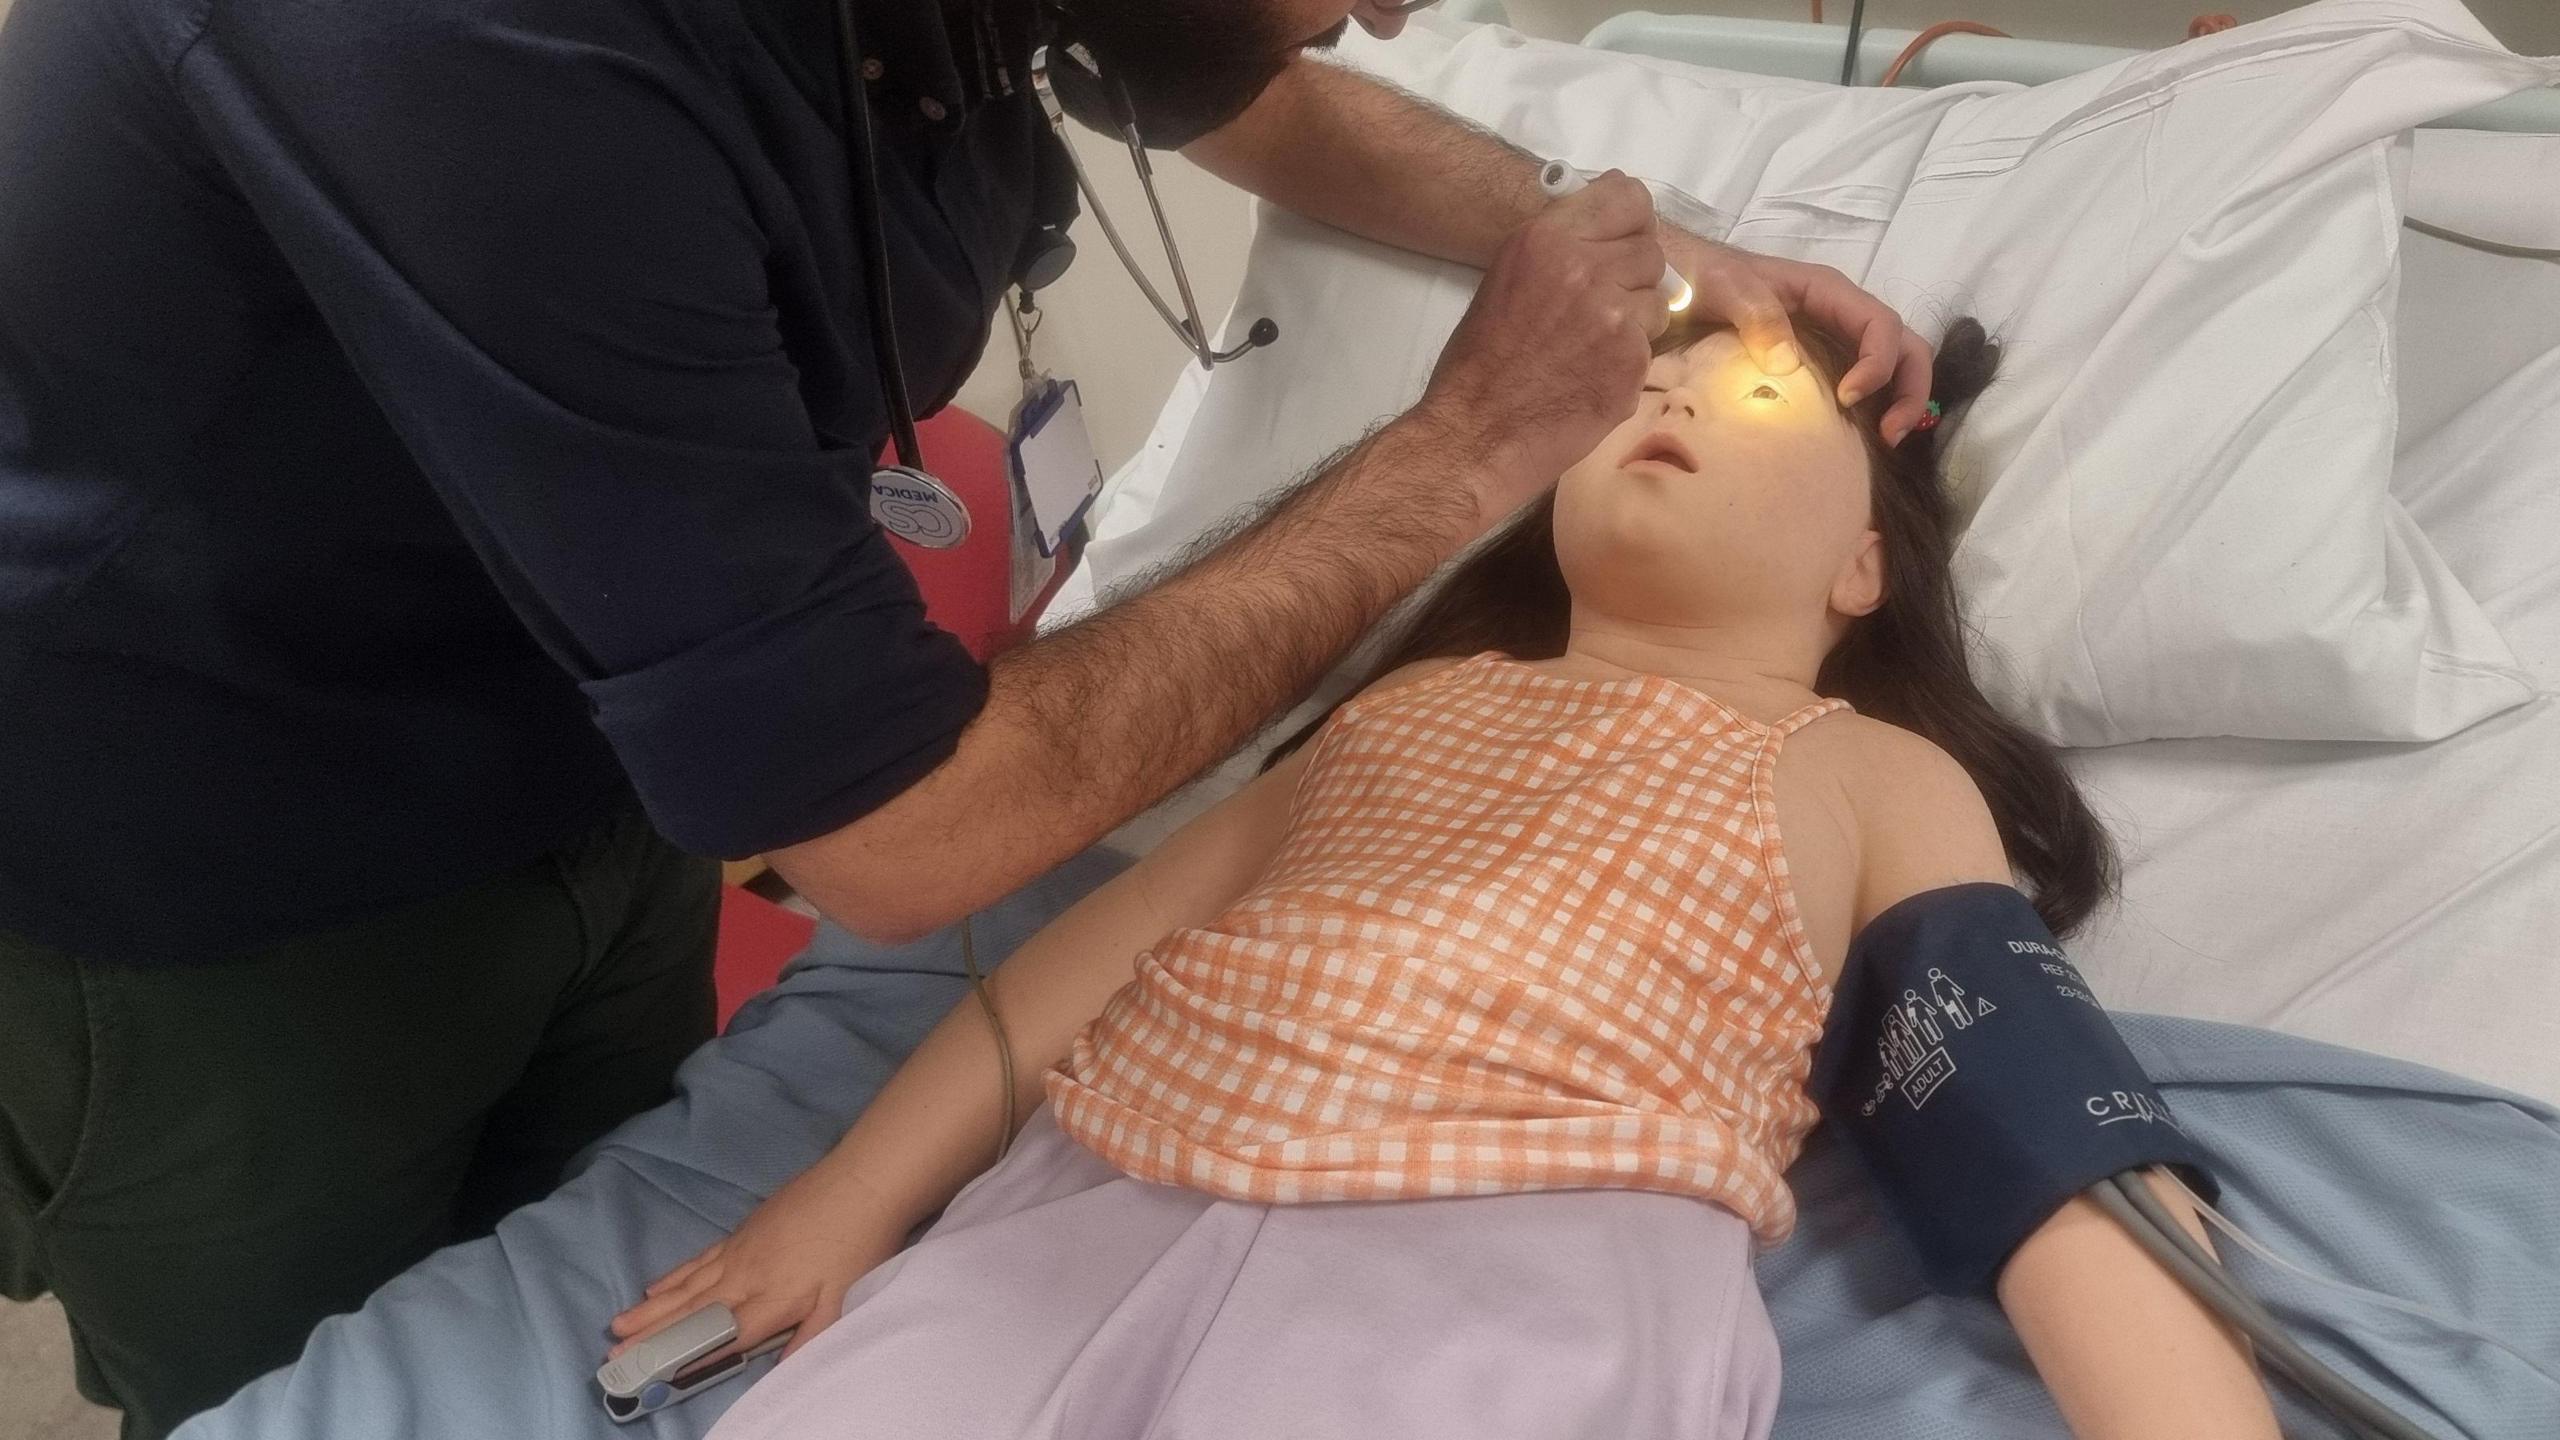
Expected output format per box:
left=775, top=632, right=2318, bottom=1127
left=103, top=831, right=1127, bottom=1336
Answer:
left=1830, top=530, right=1886, bottom=619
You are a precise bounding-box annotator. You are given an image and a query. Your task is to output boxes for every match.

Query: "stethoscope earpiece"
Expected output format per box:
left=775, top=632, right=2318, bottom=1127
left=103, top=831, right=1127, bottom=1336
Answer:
left=1198, top=315, right=1278, bottom=366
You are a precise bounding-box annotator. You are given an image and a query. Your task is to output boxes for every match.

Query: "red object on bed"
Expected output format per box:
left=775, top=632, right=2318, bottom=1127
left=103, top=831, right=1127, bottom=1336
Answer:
left=714, top=885, right=817, bottom=1032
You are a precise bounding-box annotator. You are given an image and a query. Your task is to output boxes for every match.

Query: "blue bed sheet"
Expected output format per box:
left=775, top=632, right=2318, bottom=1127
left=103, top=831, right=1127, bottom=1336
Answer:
left=179, top=851, right=2560, bottom=1440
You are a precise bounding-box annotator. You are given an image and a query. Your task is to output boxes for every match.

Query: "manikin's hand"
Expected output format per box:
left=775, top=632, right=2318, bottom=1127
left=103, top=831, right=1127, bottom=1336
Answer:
left=606, top=1157, right=904, bottom=1365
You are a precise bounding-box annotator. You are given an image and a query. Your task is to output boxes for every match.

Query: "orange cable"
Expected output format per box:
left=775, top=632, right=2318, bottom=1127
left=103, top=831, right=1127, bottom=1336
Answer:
left=1850, top=11, right=2236, bottom=95
left=1877, top=20, right=2011, bottom=88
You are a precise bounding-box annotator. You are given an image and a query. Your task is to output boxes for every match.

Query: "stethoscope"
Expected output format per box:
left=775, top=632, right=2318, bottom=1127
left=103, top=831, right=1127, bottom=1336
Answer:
left=1027, top=43, right=1280, bottom=371
left=829, top=0, right=1284, bottom=521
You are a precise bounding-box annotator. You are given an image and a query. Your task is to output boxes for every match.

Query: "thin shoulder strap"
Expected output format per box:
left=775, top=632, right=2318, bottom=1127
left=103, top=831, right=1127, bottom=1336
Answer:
left=1769, top=696, right=1852, bottom=741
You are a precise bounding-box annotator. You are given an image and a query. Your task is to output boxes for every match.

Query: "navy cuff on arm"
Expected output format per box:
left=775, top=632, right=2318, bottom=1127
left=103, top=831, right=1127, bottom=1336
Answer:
left=586, top=585, right=989, bottom=859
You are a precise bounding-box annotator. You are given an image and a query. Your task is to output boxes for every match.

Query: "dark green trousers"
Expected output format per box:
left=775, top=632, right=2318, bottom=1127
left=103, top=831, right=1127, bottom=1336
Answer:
left=0, top=801, right=718, bottom=1440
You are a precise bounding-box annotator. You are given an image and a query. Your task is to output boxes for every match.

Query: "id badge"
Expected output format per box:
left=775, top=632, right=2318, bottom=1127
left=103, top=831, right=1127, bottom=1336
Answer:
left=1010, top=377, right=1104, bottom=559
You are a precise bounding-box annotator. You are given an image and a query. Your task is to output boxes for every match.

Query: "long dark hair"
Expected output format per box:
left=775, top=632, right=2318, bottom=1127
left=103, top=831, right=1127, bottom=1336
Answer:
left=1270, top=317, right=2116, bottom=936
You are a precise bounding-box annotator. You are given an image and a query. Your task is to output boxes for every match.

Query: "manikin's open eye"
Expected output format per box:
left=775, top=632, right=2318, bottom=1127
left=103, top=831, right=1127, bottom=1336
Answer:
left=1747, top=383, right=1784, bottom=402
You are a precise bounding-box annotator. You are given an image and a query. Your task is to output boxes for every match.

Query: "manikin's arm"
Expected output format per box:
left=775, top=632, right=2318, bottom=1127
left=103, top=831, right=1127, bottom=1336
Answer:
left=1847, top=733, right=2280, bottom=1440
left=2000, top=1175, right=2280, bottom=1440
left=616, top=662, right=1453, bottom=1360
left=612, top=744, right=1309, bottom=1359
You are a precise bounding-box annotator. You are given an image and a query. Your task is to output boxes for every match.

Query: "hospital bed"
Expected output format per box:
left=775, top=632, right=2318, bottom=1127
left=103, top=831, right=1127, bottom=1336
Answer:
left=181, top=4, right=2560, bottom=1437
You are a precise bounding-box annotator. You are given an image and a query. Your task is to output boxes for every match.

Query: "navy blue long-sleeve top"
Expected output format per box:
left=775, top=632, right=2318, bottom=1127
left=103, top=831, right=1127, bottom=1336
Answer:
left=0, top=0, right=1053, bottom=961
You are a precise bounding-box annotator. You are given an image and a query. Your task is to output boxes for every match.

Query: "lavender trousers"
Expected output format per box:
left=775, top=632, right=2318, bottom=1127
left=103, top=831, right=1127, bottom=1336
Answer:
left=708, top=1107, right=1782, bottom=1440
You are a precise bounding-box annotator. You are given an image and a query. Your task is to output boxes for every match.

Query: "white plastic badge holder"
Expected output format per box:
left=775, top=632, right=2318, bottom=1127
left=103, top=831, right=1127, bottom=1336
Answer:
left=595, top=1302, right=791, bottom=1423
left=1011, top=377, right=1104, bottom=557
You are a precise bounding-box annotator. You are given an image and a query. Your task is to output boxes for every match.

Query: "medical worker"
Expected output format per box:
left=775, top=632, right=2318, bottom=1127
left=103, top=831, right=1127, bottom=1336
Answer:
left=0, top=0, right=1933, bottom=1432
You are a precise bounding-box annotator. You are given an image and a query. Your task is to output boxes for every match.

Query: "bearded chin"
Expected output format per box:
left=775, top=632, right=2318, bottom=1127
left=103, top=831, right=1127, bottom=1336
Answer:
left=1049, top=3, right=1309, bottom=148
left=1114, top=50, right=1292, bottom=146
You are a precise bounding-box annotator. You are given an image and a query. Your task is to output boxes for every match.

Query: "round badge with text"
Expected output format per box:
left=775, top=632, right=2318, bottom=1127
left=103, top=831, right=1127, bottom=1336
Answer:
left=869, top=465, right=971, bottom=549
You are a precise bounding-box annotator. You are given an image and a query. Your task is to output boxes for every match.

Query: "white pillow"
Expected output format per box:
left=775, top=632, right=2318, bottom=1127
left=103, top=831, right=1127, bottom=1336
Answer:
left=1071, top=0, right=2550, bottom=750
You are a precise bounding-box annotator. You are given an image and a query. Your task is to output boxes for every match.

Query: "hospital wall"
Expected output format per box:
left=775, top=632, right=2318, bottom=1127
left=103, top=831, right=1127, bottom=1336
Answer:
left=954, top=0, right=2560, bottom=472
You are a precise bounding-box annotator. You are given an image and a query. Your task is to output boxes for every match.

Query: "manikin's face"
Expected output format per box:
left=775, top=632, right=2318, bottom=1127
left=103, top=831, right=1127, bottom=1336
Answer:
left=1552, top=330, right=1885, bottom=635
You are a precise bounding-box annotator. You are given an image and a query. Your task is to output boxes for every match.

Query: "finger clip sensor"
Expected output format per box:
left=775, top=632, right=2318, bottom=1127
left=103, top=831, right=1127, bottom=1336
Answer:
left=596, top=1302, right=791, bottom=1423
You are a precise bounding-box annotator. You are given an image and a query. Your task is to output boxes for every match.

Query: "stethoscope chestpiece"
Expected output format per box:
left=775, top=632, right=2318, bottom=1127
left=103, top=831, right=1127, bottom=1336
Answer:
left=1018, top=226, right=1077, bottom=291
left=869, top=463, right=973, bottom=549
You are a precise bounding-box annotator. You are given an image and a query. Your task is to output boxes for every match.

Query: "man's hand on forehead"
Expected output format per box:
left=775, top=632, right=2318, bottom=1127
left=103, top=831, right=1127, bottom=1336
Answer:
left=1658, top=230, right=1937, bottom=445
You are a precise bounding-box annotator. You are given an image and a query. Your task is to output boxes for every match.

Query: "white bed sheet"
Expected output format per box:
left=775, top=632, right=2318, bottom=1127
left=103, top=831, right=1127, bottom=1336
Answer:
left=1052, top=94, right=2560, bottom=1105
left=2067, top=143, right=2560, bottom=1103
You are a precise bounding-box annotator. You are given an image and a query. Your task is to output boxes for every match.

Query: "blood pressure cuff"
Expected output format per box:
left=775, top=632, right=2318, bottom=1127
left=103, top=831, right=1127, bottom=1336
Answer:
left=1809, top=883, right=2218, bottom=1297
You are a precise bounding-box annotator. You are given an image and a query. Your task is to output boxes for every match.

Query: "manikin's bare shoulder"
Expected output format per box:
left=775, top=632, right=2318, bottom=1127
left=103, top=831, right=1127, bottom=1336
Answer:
left=1782, top=712, right=2000, bottom=827
left=1771, top=712, right=2013, bottom=981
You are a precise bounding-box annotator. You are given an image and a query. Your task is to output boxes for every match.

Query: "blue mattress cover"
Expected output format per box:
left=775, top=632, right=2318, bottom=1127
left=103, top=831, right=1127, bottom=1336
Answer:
left=180, top=850, right=2560, bottom=1440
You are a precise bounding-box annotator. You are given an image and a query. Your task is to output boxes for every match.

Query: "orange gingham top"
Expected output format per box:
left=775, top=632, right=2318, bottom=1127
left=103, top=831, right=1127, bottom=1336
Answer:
left=1047, top=652, right=1847, bottom=1243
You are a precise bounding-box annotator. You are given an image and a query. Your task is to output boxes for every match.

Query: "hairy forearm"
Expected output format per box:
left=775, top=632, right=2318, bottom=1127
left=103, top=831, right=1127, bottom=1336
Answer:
left=996, top=415, right=1485, bottom=820
left=1999, top=1174, right=2280, bottom=1440
left=1186, top=55, right=1543, bottom=267
left=775, top=412, right=1490, bottom=940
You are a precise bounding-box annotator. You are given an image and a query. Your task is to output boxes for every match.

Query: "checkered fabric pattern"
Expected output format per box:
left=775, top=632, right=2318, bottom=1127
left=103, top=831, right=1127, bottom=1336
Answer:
left=1049, top=653, right=1846, bottom=1243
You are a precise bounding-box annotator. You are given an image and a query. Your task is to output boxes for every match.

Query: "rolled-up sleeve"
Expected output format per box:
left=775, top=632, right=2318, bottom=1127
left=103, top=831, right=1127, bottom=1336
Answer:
left=173, top=0, right=985, bottom=855
left=579, top=554, right=986, bottom=857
